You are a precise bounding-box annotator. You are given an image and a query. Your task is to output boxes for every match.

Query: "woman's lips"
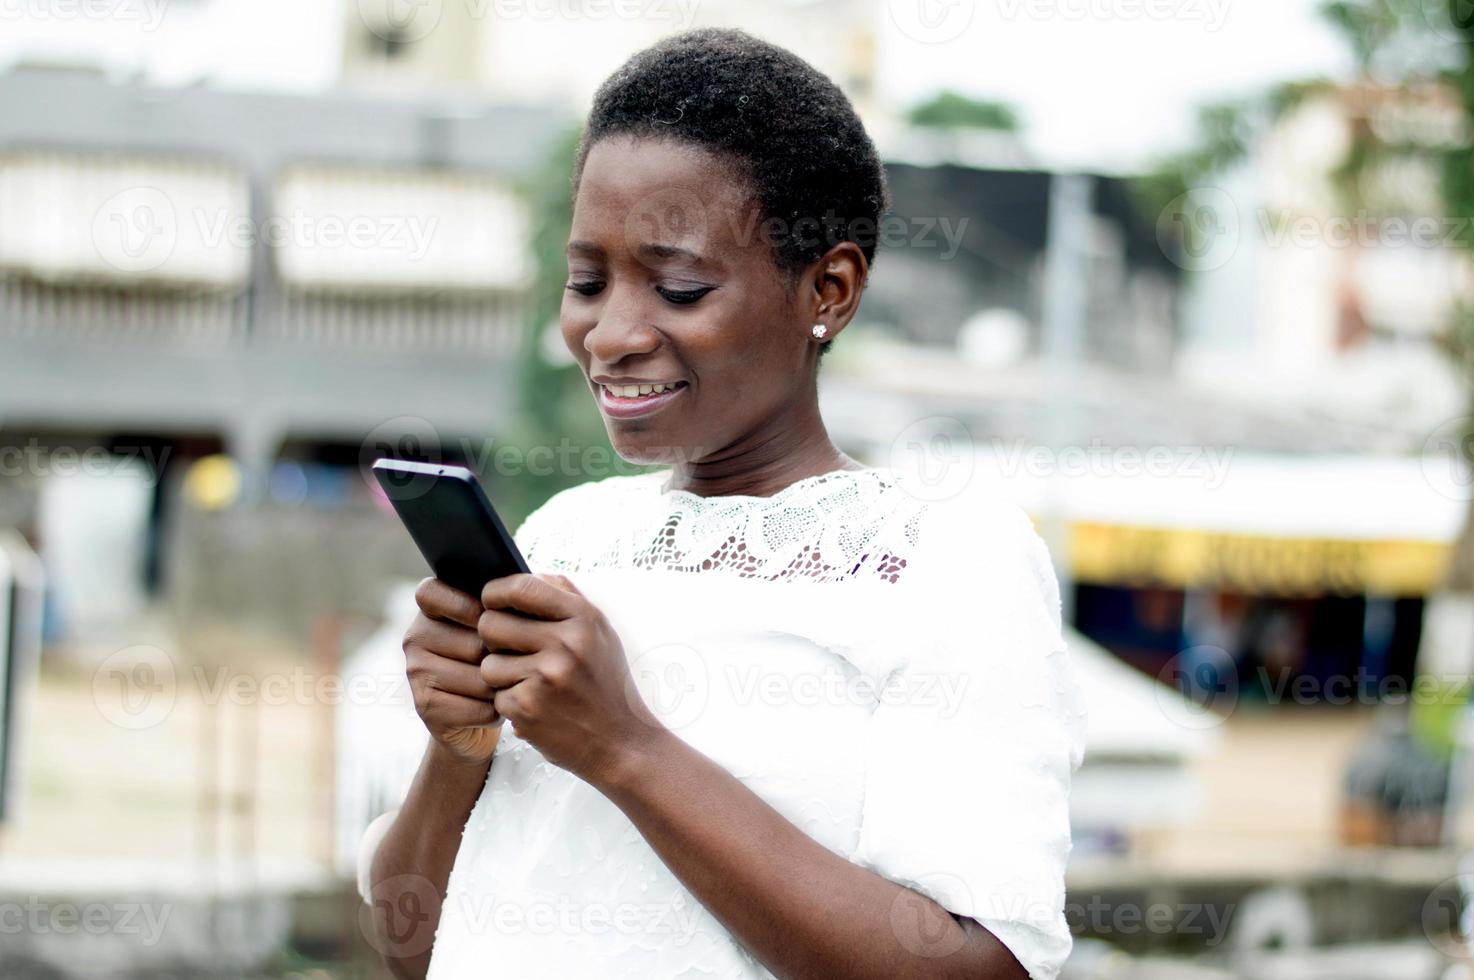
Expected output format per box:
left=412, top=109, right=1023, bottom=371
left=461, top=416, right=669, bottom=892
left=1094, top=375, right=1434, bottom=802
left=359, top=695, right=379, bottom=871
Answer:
left=596, top=382, right=688, bottom=419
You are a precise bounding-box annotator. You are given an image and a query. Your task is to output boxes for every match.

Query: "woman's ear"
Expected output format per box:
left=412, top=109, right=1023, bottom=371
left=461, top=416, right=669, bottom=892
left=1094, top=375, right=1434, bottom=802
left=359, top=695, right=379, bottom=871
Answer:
left=805, top=241, right=868, bottom=343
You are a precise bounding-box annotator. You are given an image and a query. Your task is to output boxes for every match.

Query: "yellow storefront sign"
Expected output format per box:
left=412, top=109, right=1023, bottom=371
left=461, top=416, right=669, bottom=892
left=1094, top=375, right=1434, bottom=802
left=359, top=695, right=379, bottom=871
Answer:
left=1068, top=522, right=1452, bottom=596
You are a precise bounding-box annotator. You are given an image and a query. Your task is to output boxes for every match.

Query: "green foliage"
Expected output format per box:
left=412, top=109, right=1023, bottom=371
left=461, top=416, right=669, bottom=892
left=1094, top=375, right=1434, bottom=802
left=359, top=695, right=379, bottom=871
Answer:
left=1128, top=96, right=1262, bottom=232
left=1437, top=3, right=1474, bottom=262
left=906, top=91, right=1020, bottom=132
left=1410, top=674, right=1474, bottom=760
left=1133, top=0, right=1474, bottom=276
left=488, top=127, right=630, bottom=527
left=1267, top=77, right=1338, bottom=119
left=512, top=126, right=583, bottom=435
left=1321, top=0, right=1405, bottom=70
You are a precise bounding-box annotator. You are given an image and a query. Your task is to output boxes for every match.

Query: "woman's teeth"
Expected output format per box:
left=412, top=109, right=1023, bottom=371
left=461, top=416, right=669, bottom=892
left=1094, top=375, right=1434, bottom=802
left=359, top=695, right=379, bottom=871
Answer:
left=606, top=382, right=682, bottom=398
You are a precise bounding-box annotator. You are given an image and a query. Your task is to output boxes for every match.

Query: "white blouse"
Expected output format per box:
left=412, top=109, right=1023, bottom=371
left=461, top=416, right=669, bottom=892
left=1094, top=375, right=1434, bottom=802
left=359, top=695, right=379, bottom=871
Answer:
left=415, top=467, right=1086, bottom=980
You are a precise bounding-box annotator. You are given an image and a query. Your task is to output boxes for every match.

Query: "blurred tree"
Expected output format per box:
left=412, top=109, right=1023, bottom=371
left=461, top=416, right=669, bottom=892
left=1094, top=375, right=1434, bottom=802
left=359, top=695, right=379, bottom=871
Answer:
left=491, top=127, right=633, bottom=527
left=1138, top=2, right=1474, bottom=776
left=1422, top=2, right=1474, bottom=593
left=1129, top=94, right=1266, bottom=228
left=1136, top=1, right=1468, bottom=259
left=906, top=91, right=1021, bottom=132
left=1139, top=0, right=1474, bottom=402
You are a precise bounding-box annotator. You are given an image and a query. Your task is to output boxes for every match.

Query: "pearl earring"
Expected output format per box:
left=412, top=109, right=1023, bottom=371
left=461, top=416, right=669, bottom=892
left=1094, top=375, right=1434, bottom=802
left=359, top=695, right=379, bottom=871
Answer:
left=811, top=323, right=828, bottom=340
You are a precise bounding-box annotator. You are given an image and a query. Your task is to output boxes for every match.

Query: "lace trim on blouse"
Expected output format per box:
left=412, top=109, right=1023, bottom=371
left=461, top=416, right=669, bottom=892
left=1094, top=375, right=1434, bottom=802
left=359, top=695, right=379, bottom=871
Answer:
left=519, top=468, right=928, bottom=584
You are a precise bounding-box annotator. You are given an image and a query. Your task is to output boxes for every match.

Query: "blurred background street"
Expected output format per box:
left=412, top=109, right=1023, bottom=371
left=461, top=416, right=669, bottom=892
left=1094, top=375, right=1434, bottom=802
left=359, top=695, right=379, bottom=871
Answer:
left=3, top=0, right=1474, bottom=977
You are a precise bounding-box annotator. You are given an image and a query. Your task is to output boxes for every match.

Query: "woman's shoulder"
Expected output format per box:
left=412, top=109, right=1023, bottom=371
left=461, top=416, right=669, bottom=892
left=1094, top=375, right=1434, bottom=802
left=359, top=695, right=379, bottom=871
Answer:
left=512, top=471, right=663, bottom=530
left=512, top=470, right=665, bottom=553
left=891, top=471, right=1041, bottom=548
left=900, top=476, right=1060, bottom=603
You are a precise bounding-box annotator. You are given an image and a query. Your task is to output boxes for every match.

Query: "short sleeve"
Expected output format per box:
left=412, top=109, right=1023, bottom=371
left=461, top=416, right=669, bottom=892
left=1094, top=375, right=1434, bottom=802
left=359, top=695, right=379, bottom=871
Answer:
left=511, top=487, right=564, bottom=560
left=511, top=480, right=596, bottom=569
left=510, top=473, right=660, bottom=572
left=850, top=497, right=1086, bottom=980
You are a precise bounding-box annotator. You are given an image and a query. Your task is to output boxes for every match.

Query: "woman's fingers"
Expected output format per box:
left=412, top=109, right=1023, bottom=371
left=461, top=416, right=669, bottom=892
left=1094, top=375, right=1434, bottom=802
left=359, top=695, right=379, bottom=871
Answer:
left=418, top=686, right=501, bottom=730
left=414, top=577, right=483, bottom=629
left=479, top=650, right=540, bottom=691
left=546, top=574, right=583, bottom=597
left=405, top=614, right=485, bottom=665
left=481, top=574, right=580, bottom=621
left=477, top=607, right=545, bottom=656
left=407, top=649, right=496, bottom=700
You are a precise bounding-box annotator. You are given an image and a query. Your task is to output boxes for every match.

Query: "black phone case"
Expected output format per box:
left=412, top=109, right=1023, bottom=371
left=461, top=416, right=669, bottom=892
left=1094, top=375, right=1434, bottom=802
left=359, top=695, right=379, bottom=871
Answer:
left=372, top=459, right=529, bottom=598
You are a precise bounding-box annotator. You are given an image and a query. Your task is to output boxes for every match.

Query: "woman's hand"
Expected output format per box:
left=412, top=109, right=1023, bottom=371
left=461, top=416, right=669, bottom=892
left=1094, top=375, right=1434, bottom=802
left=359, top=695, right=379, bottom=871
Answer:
left=402, top=578, right=504, bottom=766
left=477, top=573, right=662, bottom=787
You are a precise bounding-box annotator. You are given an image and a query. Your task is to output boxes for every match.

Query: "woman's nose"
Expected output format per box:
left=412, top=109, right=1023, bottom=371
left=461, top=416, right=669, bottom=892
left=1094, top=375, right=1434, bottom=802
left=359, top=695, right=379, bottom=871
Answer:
left=583, top=288, right=661, bottom=363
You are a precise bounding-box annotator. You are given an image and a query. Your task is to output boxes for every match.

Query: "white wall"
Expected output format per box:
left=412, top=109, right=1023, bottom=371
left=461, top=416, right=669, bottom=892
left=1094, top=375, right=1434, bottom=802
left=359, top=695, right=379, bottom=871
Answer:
left=0, top=0, right=344, bottom=92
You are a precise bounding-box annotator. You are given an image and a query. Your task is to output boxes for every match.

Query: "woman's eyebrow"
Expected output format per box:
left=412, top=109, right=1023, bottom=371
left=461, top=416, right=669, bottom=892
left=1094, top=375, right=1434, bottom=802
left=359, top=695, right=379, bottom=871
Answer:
left=568, top=239, right=713, bottom=268
left=636, top=242, right=707, bottom=266
left=566, top=240, right=605, bottom=258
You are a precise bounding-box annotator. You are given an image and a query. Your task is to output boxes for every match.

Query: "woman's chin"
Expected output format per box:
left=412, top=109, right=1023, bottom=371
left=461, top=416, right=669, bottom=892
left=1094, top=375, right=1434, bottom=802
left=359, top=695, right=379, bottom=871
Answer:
left=607, top=434, right=687, bottom=469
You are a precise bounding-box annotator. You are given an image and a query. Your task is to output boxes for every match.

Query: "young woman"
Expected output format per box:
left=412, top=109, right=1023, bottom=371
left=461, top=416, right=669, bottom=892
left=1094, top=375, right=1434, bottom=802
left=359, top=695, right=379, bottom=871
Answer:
left=366, top=29, right=1084, bottom=980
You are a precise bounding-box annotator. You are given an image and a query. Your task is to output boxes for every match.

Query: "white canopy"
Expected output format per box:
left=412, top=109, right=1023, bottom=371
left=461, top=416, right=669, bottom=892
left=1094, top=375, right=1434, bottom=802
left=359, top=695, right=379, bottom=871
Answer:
left=970, top=450, right=1462, bottom=543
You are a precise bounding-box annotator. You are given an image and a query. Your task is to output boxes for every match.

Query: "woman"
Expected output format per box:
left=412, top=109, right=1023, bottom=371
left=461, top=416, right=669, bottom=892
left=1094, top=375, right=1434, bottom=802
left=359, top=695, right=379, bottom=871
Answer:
left=365, top=28, right=1085, bottom=980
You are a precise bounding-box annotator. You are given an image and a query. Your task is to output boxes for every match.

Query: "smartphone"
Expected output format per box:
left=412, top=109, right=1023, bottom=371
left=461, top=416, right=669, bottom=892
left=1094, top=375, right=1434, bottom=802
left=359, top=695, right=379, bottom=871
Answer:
left=371, top=458, right=529, bottom=598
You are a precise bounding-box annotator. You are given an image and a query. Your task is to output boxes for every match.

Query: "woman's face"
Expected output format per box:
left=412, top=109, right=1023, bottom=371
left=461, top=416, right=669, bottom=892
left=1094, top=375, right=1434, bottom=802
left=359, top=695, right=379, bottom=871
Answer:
left=561, top=136, right=817, bottom=467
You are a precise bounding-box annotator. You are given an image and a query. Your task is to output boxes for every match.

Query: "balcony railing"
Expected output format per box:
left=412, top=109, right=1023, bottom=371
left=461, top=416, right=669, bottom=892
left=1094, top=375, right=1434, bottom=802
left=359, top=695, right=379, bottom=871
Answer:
left=0, top=148, right=533, bottom=356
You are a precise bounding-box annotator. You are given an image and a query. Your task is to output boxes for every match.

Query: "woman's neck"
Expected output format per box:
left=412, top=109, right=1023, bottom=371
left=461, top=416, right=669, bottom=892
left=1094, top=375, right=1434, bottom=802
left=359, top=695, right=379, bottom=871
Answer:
left=664, top=402, right=860, bottom=499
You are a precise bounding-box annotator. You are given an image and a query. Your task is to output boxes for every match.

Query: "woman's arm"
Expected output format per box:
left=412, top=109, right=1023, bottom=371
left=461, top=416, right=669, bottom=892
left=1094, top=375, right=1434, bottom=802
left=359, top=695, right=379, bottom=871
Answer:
left=368, top=742, right=492, bottom=979
left=597, top=727, right=1027, bottom=980
left=366, top=578, right=506, bottom=979
left=477, top=574, right=1029, bottom=980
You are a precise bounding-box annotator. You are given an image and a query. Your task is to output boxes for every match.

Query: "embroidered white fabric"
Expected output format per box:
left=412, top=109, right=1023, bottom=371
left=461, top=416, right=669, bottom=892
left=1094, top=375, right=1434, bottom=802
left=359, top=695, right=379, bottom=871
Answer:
left=406, top=468, right=1085, bottom=980
left=519, top=468, right=924, bottom=583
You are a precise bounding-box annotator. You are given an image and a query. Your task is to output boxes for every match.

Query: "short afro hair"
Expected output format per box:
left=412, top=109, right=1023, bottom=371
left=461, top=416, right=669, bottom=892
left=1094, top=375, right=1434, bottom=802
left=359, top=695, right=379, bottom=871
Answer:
left=576, top=29, right=889, bottom=281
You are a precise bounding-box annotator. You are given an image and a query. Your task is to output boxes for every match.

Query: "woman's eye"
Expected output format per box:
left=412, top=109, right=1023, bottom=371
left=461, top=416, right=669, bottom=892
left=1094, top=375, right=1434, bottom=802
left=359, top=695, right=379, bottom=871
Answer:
left=655, top=285, right=716, bottom=305
left=564, top=280, right=604, bottom=297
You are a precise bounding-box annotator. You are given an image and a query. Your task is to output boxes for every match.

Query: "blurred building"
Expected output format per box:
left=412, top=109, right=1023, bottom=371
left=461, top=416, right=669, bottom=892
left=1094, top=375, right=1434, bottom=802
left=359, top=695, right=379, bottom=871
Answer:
left=0, top=66, right=564, bottom=491
left=872, top=162, right=1181, bottom=370
left=1179, top=80, right=1469, bottom=442
left=823, top=81, right=1471, bottom=726
left=341, top=0, right=882, bottom=120
left=3, top=0, right=1466, bottom=735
